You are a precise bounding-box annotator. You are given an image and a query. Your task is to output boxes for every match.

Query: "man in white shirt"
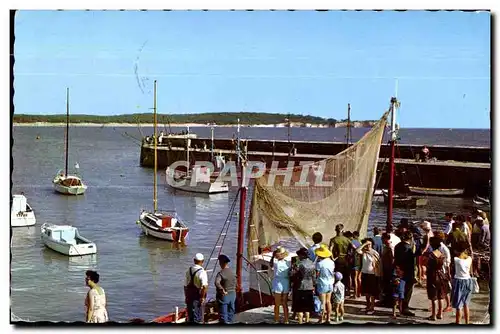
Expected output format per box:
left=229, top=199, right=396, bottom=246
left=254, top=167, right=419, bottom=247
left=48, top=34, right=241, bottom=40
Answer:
left=444, top=212, right=455, bottom=235
left=184, top=253, right=209, bottom=323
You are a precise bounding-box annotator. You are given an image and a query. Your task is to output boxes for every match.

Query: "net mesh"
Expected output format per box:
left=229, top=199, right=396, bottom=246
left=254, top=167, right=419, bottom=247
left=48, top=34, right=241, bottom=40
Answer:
left=247, top=110, right=390, bottom=259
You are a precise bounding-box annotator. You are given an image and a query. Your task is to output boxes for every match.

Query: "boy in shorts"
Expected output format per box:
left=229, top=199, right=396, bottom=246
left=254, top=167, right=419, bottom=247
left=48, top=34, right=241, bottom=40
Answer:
left=392, top=266, right=405, bottom=319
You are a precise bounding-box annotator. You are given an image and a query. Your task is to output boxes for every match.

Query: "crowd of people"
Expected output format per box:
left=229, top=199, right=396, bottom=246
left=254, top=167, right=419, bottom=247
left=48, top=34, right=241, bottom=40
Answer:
left=178, top=210, right=490, bottom=325
left=265, top=209, right=490, bottom=325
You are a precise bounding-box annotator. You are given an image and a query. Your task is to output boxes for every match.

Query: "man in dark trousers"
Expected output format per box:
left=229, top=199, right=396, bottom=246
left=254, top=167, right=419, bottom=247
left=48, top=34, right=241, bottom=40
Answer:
left=215, top=254, right=236, bottom=324
left=329, top=224, right=352, bottom=295
left=394, top=231, right=416, bottom=316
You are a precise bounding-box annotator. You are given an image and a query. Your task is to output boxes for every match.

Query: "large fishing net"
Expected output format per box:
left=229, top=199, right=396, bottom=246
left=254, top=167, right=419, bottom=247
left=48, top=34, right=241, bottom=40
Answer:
left=247, top=110, right=390, bottom=259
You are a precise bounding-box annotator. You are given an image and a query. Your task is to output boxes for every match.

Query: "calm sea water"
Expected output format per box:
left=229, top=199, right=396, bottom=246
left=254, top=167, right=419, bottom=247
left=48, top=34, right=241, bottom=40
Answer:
left=10, top=126, right=489, bottom=322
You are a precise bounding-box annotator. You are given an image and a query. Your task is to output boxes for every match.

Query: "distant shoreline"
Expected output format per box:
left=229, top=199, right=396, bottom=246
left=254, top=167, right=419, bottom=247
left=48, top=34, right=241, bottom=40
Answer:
left=13, top=122, right=331, bottom=128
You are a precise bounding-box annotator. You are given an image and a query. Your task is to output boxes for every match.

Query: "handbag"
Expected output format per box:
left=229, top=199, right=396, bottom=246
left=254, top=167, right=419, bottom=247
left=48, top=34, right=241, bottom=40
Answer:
left=471, top=277, right=480, bottom=293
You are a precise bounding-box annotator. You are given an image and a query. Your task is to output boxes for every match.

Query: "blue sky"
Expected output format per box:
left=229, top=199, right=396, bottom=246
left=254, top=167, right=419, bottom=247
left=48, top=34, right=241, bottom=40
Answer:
left=13, top=10, right=490, bottom=128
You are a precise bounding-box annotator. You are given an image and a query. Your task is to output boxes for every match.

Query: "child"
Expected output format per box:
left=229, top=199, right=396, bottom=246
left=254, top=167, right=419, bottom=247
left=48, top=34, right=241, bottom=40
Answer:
left=392, top=266, right=405, bottom=319
left=332, top=272, right=345, bottom=322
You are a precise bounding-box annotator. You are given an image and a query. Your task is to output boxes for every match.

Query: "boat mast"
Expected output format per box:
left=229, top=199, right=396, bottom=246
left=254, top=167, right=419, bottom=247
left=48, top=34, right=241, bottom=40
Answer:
left=186, top=125, right=190, bottom=172
left=65, top=87, right=69, bottom=177
left=386, top=96, right=398, bottom=232
left=346, top=103, right=352, bottom=145
left=153, top=80, right=158, bottom=212
left=236, top=118, right=241, bottom=167
left=210, top=124, right=214, bottom=163
left=235, top=162, right=247, bottom=311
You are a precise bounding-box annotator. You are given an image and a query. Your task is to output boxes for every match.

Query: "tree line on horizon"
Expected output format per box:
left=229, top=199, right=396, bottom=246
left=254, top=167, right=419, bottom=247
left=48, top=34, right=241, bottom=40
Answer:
left=12, top=112, right=377, bottom=126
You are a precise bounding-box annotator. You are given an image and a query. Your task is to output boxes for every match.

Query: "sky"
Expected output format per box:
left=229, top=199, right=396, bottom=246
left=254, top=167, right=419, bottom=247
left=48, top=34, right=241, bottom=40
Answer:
left=13, top=10, right=491, bottom=128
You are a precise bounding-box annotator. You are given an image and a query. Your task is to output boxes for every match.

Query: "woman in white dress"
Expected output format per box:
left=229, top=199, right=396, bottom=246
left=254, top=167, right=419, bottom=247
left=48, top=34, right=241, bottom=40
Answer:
left=85, top=270, right=109, bottom=323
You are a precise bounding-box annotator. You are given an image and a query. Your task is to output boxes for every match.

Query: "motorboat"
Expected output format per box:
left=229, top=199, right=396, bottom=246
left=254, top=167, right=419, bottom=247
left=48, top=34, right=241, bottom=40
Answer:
left=11, top=194, right=36, bottom=227
left=40, top=223, right=97, bottom=256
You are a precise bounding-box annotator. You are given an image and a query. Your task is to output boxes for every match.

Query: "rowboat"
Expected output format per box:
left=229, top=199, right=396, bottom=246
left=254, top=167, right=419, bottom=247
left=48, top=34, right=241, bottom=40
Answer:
left=408, top=186, right=464, bottom=197
left=382, top=190, right=427, bottom=208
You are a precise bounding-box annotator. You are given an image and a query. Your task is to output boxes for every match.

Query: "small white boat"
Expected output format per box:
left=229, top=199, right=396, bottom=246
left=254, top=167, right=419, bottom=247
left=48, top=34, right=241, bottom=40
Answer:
left=53, top=88, right=87, bottom=196
left=40, top=223, right=97, bottom=256
left=167, top=165, right=229, bottom=194
left=53, top=170, right=87, bottom=195
left=11, top=194, right=36, bottom=227
left=137, top=210, right=189, bottom=242
left=138, top=80, right=190, bottom=243
left=408, top=186, right=464, bottom=197
left=373, top=189, right=385, bottom=196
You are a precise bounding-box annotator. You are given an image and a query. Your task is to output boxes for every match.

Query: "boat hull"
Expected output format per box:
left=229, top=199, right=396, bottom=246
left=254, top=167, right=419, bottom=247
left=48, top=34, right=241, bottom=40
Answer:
left=40, top=224, right=97, bottom=256
left=408, top=186, right=464, bottom=196
left=382, top=191, right=427, bottom=208
left=10, top=212, right=36, bottom=227
left=138, top=218, right=189, bottom=242
left=53, top=182, right=87, bottom=195
left=169, top=180, right=229, bottom=194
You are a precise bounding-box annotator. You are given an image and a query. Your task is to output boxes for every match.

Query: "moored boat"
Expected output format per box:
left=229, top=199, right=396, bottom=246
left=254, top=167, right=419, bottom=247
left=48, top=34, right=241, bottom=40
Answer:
left=40, top=223, right=97, bottom=256
left=408, top=186, right=464, bottom=196
left=382, top=190, right=427, bottom=208
left=11, top=194, right=36, bottom=227
left=137, top=80, right=190, bottom=242
left=137, top=210, right=189, bottom=242
left=53, top=88, right=87, bottom=196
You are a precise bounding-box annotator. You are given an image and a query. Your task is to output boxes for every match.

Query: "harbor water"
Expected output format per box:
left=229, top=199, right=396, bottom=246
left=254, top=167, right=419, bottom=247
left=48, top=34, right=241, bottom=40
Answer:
left=10, top=125, right=489, bottom=322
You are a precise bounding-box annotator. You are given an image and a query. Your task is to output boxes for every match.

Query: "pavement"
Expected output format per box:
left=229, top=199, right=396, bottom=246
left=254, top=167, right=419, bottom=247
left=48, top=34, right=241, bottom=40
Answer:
left=234, top=282, right=491, bottom=325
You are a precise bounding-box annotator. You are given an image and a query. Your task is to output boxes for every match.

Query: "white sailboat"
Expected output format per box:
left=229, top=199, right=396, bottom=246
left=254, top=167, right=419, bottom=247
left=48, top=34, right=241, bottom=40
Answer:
left=11, top=194, right=36, bottom=227
left=53, top=88, right=87, bottom=195
left=137, top=80, right=190, bottom=242
left=166, top=125, right=229, bottom=194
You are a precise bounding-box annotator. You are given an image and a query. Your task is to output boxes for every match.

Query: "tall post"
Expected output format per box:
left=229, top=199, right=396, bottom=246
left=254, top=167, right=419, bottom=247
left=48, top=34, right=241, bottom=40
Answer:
left=346, top=103, right=352, bottom=145
left=286, top=114, right=291, bottom=163
left=153, top=80, right=158, bottom=212
left=186, top=125, right=190, bottom=171
left=387, top=97, right=398, bottom=232
left=236, top=163, right=247, bottom=311
left=210, top=124, right=214, bottom=163
left=236, top=118, right=241, bottom=167
left=65, top=87, right=69, bottom=177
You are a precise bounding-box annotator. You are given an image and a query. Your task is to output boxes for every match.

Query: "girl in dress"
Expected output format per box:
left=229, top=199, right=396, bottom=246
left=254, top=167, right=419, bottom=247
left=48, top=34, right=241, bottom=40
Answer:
left=85, top=270, right=109, bottom=323
left=270, top=246, right=292, bottom=324
left=315, top=245, right=335, bottom=323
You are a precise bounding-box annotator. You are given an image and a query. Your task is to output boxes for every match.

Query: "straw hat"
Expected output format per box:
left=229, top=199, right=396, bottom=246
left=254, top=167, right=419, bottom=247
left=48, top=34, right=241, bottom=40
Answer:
left=421, top=221, right=432, bottom=231
left=315, top=244, right=332, bottom=259
left=274, top=246, right=288, bottom=258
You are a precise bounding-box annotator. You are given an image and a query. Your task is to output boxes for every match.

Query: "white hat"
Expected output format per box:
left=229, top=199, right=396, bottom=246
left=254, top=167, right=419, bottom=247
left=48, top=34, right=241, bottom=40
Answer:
left=421, top=221, right=432, bottom=230
left=194, top=253, right=204, bottom=261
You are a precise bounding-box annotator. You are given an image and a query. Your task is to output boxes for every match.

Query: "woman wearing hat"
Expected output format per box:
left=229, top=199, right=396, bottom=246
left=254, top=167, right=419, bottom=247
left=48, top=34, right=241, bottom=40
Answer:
left=315, top=244, right=335, bottom=323
left=418, top=221, right=434, bottom=285
left=270, top=246, right=292, bottom=324
left=356, top=238, right=382, bottom=315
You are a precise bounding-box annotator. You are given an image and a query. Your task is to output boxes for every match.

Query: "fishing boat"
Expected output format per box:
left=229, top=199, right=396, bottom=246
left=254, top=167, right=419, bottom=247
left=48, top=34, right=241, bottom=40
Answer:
left=136, top=80, right=190, bottom=243
left=11, top=194, right=36, bottom=227
left=381, top=190, right=427, bottom=208
left=40, top=223, right=97, bottom=256
left=473, top=195, right=490, bottom=206
left=166, top=126, right=229, bottom=194
left=133, top=97, right=394, bottom=324
left=53, top=88, right=87, bottom=195
left=408, top=186, right=464, bottom=197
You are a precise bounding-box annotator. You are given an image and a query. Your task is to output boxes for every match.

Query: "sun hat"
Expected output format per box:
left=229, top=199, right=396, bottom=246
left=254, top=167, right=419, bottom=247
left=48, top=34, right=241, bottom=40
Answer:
left=194, top=253, right=204, bottom=261
left=334, top=272, right=343, bottom=281
left=314, top=244, right=332, bottom=259
left=421, top=221, right=432, bottom=231
left=274, top=246, right=288, bottom=257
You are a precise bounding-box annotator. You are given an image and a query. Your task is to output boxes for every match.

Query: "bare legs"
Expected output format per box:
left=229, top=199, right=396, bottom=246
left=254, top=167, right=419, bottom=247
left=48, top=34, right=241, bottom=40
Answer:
left=297, top=312, right=310, bottom=324
left=319, top=292, right=332, bottom=323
